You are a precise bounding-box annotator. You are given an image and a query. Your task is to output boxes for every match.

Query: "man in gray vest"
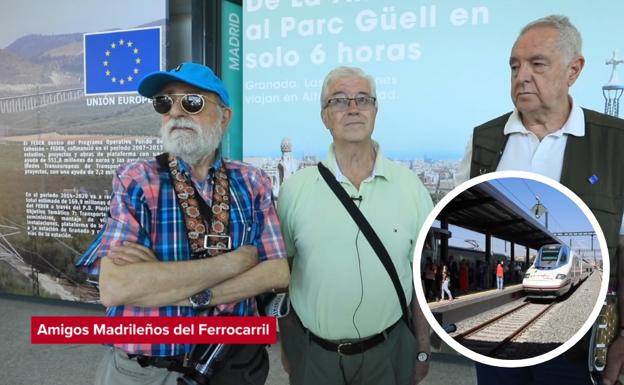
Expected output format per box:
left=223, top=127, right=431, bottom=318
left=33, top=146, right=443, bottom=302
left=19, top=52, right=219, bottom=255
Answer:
left=456, top=15, right=624, bottom=385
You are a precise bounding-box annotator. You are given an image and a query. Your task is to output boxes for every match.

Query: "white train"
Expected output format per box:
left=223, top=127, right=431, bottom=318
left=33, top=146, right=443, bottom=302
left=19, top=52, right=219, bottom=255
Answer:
left=522, top=244, right=592, bottom=297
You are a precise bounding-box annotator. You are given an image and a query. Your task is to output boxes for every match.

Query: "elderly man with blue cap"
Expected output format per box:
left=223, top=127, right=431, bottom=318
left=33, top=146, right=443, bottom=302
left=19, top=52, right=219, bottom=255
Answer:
left=76, top=63, right=289, bottom=385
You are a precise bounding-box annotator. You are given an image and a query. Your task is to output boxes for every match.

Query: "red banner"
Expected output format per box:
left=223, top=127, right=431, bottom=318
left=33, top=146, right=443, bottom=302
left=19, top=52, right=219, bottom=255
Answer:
left=31, top=316, right=276, bottom=344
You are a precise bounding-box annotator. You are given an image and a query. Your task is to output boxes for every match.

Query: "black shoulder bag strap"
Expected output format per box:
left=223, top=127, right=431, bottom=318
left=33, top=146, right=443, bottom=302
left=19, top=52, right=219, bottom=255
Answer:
left=317, top=162, right=411, bottom=328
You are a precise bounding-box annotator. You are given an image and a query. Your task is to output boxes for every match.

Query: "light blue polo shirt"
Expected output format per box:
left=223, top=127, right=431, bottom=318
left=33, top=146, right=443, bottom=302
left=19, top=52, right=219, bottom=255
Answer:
left=277, top=143, right=433, bottom=339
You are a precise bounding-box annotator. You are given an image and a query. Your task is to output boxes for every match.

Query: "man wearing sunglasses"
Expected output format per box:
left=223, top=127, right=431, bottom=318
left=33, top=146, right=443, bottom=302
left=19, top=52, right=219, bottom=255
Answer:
left=76, top=62, right=289, bottom=385
left=276, top=66, right=433, bottom=385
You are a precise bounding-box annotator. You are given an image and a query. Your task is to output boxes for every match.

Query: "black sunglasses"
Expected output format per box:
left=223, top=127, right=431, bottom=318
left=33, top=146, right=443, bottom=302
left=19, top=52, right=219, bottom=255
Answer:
left=152, top=94, right=222, bottom=115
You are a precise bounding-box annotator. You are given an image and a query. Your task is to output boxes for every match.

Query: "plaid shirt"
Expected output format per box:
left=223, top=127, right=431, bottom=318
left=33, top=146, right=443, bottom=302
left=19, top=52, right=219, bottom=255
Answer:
left=76, top=156, right=286, bottom=356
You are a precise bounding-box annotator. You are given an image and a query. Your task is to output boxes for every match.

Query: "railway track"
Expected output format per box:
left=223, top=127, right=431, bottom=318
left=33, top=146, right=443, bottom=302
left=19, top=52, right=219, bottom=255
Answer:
left=454, top=300, right=557, bottom=358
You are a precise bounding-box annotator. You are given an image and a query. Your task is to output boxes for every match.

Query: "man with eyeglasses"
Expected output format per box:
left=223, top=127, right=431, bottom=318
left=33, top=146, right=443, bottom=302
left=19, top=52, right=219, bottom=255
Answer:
left=76, top=62, right=289, bottom=385
left=276, top=66, right=433, bottom=385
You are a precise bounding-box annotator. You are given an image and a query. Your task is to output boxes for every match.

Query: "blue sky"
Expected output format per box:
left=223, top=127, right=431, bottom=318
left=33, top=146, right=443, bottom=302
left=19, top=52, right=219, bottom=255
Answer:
left=444, top=178, right=598, bottom=257
left=0, top=0, right=165, bottom=48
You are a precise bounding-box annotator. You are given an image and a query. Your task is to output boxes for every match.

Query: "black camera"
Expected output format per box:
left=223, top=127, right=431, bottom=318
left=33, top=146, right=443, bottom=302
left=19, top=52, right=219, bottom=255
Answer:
left=177, top=344, right=231, bottom=385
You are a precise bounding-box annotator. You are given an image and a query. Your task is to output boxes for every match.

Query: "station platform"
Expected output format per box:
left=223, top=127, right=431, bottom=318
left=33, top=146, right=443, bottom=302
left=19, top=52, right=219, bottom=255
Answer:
left=428, top=284, right=525, bottom=326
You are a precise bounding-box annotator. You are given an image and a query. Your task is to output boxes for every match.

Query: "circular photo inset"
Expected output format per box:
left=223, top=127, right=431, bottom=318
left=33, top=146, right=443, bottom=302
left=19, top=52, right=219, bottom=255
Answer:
left=413, top=171, right=609, bottom=368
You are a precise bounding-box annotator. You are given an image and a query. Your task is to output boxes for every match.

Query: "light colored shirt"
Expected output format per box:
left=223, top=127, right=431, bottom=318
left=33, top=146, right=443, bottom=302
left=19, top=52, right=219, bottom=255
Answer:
left=456, top=98, right=624, bottom=234
left=277, top=142, right=433, bottom=339
left=496, top=101, right=584, bottom=180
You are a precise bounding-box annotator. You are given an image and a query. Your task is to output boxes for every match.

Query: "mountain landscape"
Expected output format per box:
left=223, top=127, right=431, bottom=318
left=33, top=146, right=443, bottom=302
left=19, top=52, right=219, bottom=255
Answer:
left=0, top=19, right=165, bottom=97
left=0, top=48, right=51, bottom=85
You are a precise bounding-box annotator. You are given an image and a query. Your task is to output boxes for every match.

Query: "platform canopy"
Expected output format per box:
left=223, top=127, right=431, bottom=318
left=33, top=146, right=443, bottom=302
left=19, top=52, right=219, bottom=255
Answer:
left=438, top=182, right=561, bottom=250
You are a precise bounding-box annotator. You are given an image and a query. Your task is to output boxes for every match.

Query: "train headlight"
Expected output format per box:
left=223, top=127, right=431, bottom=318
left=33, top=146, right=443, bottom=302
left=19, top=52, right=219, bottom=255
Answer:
left=555, top=274, right=567, bottom=280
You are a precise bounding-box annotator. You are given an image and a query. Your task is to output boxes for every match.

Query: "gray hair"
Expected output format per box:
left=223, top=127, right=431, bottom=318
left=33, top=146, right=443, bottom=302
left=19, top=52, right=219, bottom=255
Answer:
left=518, top=15, right=582, bottom=63
left=320, top=66, right=377, bottom=108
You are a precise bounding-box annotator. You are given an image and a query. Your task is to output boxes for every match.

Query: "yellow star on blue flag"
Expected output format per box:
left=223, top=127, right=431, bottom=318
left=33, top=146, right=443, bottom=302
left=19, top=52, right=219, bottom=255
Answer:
left=84, top=27, right=161, bottom=95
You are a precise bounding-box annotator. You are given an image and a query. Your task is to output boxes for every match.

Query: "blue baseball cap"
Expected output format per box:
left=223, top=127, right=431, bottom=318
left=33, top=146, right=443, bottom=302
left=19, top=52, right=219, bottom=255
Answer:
left=138, top=62, right=230, bottom=107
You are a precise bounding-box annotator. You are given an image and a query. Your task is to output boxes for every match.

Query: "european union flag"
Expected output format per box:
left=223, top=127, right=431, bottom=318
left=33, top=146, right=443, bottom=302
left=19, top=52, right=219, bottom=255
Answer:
left=84, top=27, right=161, bottom=95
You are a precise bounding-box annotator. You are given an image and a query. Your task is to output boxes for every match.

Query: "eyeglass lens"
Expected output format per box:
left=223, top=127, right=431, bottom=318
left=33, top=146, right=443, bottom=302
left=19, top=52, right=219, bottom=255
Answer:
left=327, top=96, right=375, bottom=110
left=152, top=94, right=205, bottom=115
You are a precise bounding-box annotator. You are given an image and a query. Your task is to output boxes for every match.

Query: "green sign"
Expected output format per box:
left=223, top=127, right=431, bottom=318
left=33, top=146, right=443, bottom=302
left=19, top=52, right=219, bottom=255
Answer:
left=220, top=0, right=242, bottom=160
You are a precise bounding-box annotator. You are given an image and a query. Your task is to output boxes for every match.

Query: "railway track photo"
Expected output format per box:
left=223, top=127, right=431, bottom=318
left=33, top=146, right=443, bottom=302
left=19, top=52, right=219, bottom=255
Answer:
left=454, top=300, right=556, bottom=358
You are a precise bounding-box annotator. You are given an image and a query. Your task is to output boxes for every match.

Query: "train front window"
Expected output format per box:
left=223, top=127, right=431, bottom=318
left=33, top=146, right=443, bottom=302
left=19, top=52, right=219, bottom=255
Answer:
left=536, top=248, right=562, bottom=268
left=540, top=250, right=560, bottom=262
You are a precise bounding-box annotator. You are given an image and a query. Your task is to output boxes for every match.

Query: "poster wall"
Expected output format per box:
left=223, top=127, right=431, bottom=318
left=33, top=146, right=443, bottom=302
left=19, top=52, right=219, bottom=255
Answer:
left=242, top=0, right=624, bottom=199
left=0, top=0, right=167, bottom=301
left=1, top=0, right=623, bottom=302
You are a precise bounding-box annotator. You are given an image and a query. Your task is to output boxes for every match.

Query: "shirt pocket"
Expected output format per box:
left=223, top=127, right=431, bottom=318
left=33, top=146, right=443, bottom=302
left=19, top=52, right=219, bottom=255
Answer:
left=381, top=226, right=415, bottom=266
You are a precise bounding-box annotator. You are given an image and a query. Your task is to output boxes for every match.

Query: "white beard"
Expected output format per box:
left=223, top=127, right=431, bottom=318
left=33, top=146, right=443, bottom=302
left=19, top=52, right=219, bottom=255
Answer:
left=160, top=117, right=223, bottom=165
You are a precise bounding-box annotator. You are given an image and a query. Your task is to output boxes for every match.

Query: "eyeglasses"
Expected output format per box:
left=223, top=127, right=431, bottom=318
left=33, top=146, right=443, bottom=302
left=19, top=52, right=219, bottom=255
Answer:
left=323, top=96, right=377, bottom=111
left=152, top=94, right=222, bottom=115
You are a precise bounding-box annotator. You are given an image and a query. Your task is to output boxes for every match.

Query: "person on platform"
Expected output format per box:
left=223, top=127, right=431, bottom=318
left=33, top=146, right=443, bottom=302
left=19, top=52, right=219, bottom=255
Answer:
left=424, top=257, right=436, bottom=301
left=277, top=66, right=433, bottom=385
left=76, top=62, right=290, bottom=385
left=459, top=259, right=470, bottom=294
left=496, top=261, right=504, bottom=290
left=449, top=255, right=459, bottom=297
left=455, top=15, right=624, bottom=385
left=441, top=265, right=453, bottom=301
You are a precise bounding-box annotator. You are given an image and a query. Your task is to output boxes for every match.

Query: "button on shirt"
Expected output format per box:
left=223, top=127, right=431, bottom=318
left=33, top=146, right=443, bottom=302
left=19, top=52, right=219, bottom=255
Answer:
left=76, top=156, right=286, bottom=356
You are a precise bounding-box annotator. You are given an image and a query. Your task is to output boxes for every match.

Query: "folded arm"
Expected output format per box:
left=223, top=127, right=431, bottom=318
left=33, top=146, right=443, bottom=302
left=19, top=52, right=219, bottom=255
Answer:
left=99, top=243, right=258, bottom=307
left=174, top=258, right=290, bottom=307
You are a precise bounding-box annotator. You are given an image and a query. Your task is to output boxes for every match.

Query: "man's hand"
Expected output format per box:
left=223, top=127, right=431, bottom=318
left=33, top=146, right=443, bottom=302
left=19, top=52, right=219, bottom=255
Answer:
left=411, top=290, right=431, bottom=384
left=236, top=244, right=260, bottom=270
left=107, top=242, right=158, bottom=265
left=603, top=336, right=624, bottom=385
left=413, top=361, right=430, bottom=384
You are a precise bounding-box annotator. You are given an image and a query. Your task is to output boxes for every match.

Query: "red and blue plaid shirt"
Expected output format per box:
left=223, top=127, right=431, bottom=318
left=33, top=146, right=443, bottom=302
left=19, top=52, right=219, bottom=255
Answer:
left=76, top=156, right=286, bottom=356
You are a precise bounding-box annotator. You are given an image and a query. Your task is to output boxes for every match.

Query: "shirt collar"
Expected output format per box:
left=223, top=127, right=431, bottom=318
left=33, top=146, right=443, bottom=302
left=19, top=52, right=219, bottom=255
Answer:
left=176, top=152, right=223, bottom=180
left=504, top=95, right=585, bottom=138
left=321, top=141, right=389, bottom=182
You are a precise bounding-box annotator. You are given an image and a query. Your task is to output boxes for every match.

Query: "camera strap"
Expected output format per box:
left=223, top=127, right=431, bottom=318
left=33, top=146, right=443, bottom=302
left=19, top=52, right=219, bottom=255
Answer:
left=157, top=152, right=231, bottom=259
left=317, top=162, right=411, bottom=328
left=158, top=153, right=274, bottom=318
